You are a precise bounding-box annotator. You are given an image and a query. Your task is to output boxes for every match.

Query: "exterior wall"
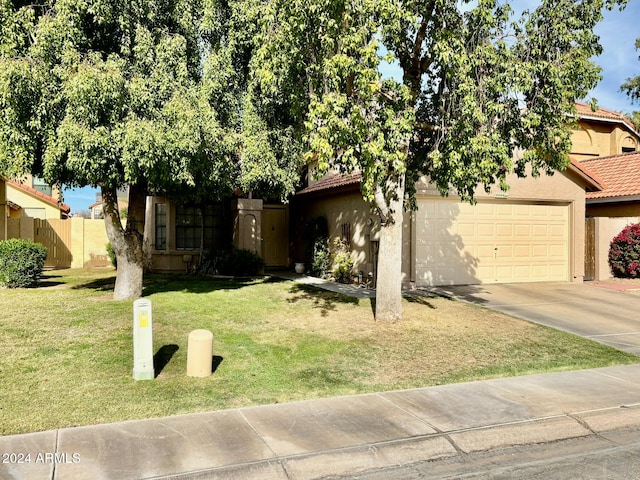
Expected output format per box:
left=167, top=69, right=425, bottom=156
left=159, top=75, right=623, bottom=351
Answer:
left=6, top=183, right=63, bottom=219
left=293, top=191, right=375, bottom=280
left=70, top=218, right=111, bottom=268
left=7, top=217, right=34, bottom=240
left=594, top=216, right=640, bottom=280
left=587, top=202, right=640, bottom=218
left=570, top=121, right=639, bottom=161
left=6, top=216, right=111, bottom=268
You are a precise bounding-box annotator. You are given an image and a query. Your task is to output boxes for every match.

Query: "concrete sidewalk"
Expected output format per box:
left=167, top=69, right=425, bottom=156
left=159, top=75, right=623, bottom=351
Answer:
left=2, top=364, right=639, bottom=479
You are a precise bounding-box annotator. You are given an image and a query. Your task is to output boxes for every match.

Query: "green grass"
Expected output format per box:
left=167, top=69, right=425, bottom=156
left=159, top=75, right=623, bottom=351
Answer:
left=0, top=269, right=637, bottom=435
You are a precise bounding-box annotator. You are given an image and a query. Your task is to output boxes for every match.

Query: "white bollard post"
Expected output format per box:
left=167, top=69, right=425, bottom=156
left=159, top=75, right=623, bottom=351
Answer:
left=187, top=329, right=213, bottom=377
left=133, top=298, right=155, bottom=380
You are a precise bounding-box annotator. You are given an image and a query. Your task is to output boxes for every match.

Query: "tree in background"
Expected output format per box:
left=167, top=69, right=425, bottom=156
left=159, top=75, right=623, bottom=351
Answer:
left=622, top=38, right=640, bottom=105
left=0, top=0, right=302, bottom=299
left=622, top=37, right=640, bottom=130
left=253, top=0, right=627, bottom=321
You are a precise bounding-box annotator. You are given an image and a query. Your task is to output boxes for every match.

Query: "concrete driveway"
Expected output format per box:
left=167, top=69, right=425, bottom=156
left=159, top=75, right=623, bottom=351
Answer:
left=428, top=282, right=640, bottom=355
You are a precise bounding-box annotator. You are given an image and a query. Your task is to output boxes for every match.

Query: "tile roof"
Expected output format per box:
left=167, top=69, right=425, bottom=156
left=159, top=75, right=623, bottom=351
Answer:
left=582, top=152, right=640, bottom=200
left=574, top=101, right=639, bottom=135
left=296, top=171, right=362, bottom=195
left=567, top=158, right=605, bottom=192
left=6, top=178, right=71, bottom=214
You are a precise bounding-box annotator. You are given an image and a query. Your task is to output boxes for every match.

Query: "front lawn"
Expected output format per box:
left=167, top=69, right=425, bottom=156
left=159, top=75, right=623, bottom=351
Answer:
left=1, top=269, right=637, bottom=435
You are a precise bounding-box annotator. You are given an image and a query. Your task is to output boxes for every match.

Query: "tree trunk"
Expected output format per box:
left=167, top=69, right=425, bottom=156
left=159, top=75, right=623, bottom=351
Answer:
left=102, top=182, right=147, bottom=300
left=374, top=175, right=405, bottom=322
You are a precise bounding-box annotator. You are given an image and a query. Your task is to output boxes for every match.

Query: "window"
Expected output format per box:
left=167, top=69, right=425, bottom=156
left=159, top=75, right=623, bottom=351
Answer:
left=622, top=146, right=636, bottom=153
left=175, top=203, right=226, bottom=251
left=176, top=205, right=202, bottom=250
left=32, top=177, right=52, bottom=196
left=155, top=203, right=167, bottom=250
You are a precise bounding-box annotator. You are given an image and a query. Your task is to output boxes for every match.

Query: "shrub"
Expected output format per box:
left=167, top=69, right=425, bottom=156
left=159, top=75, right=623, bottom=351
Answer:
left=106, top=242, right=117, bottom=269
left=609, top=223, right=640, bottom=278
left=196, top=248, right=265, bottom=276
left=0, top=239, right=48, bottom=288
left=331, top=238, right=354, bottom=284
left=304, top=216, right=329, bottom=274
left=310, top=238, right=330, bottom=278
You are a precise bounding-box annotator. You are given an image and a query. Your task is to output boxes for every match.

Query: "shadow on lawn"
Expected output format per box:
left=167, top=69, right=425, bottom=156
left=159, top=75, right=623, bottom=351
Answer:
left=287, top=283, right=359, bottom=317
left=70, top=273, right=286, bottom=296
left=154, top=344, right=179, bottom=377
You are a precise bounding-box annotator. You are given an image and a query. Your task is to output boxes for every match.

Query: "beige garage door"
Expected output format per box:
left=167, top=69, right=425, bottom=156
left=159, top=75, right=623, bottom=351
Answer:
left=415, top=199, right=569, bottom=286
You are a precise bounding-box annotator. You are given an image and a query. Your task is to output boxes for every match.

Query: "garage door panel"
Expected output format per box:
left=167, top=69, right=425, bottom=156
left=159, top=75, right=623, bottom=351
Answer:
left=415, top=199, right=569, bottom=286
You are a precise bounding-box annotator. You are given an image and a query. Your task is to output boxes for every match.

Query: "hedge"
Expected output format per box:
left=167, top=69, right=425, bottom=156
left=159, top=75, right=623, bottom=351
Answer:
left=0, top=239, right=48, bottom=288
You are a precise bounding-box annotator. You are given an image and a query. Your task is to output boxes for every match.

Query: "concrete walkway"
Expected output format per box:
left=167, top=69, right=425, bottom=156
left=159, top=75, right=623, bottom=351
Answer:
left=1, top=364, right=639, bottom=479
left=2, top=277, right=640, bottom=479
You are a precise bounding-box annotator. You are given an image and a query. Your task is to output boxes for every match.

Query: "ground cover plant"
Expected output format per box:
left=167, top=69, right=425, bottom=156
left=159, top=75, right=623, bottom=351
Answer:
left=1, top=269, right=637, bottom=435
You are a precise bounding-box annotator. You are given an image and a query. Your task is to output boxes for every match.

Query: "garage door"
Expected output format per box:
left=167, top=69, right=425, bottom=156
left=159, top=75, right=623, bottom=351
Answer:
left=415, top=199, right=569, bottom=286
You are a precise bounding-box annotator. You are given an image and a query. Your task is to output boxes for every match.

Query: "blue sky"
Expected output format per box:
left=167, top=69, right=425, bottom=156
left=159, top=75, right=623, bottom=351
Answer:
left=62, top=2, right=640, bottom=214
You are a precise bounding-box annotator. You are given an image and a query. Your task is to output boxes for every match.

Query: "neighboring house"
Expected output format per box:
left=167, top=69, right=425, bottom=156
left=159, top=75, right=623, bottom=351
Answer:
left=6, top=176, right=70, bottom=219
left=579, top=152, right=640, bottom=280
left=570, top=101, right=639, bottom=160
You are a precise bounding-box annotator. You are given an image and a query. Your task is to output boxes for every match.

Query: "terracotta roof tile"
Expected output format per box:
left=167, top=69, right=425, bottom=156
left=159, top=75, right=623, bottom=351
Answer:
left=582, top=152, right=640, bottom=200
left=6, top=179, right=71, bottom=213
left=574, top=101, right=639, bottom=135
left=297, top=172, right=362, bottom=195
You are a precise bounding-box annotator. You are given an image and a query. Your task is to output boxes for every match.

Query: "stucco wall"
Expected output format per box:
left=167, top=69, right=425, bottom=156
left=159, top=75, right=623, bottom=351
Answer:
left=587, top=202, right=640, bottom=218
left=571, top=121, right=639, bottom=161
left=6, top=183, right=63, bottom=219
left=594, top=216, right=640, bottom=280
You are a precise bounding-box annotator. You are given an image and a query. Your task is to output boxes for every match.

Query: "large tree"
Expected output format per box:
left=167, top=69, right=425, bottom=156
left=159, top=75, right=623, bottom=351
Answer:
left=253, top=0, right=627, bottom=321
left=0, top=0, right=301, bottom=299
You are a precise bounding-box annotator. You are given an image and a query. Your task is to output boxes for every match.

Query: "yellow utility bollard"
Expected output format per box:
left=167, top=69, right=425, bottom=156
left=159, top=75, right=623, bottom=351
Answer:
left=187, top=329, right=213, bottom=377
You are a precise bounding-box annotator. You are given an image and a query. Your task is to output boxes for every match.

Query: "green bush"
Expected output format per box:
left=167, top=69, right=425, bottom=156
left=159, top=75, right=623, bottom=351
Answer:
left=197, top=248, right=265, bottom=276
left=609, top=223, right=640, bottom=278
left=0, top=239, right=48, bottom=288
left=331, top=238, right=354, bottom=284
left=106, top=242, right=117, bottom=269
left=311, top=238, right=330, bottom=278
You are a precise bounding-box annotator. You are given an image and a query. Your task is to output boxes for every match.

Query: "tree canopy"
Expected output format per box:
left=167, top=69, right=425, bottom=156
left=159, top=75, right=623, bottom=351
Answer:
left=252, top=0, right=628, bottom=320
left=622, top=37, right=640, bottom=105
left=0, top=0, right=303, bottom=298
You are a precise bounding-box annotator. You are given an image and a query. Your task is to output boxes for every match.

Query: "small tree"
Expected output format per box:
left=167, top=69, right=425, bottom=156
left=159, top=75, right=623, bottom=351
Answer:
left=609, top=223, right=640, bottom=278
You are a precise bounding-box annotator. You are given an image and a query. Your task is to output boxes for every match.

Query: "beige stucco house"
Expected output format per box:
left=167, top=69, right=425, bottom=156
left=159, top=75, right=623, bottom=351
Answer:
left=293, top=159, right=602, bottom=288
left=5, top=176, right=70, bottom=220
left=567, top=103, right=640, bottom=281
